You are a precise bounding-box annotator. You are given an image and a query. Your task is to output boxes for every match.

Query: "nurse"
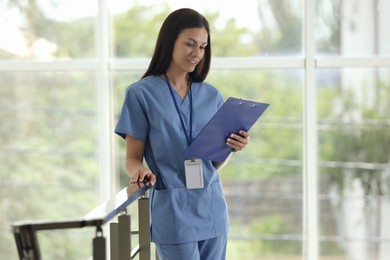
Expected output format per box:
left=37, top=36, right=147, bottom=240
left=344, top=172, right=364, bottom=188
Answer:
left=115, top=8, right=250, bottom=260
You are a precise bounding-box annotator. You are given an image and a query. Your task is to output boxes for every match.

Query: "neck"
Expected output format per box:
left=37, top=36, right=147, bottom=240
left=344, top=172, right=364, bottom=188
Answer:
left=165, top=70, right=189, bottom=90
left=164, top=71, right=191, bottom=99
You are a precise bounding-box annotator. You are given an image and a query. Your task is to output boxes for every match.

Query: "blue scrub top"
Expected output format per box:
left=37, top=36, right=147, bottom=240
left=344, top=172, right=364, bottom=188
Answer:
left=115, top=75, right=229, bottom=244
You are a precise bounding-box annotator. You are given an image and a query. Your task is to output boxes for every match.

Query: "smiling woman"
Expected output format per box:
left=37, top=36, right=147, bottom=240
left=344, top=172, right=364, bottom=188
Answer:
left=114, top=8, right=251, bottom=260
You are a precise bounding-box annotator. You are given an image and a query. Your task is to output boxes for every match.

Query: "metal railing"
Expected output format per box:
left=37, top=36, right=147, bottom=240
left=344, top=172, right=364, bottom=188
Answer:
left=11, top=182, right=154, bottom=260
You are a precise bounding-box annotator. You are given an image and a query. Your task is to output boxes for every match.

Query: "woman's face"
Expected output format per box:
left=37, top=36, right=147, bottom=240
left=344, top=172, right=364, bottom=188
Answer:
left=170, top=27, right=208, bottom=74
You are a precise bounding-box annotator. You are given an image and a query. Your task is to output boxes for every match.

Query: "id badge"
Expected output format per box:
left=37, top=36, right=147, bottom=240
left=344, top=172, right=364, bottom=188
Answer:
left=184, top=159, right=204, bottom=189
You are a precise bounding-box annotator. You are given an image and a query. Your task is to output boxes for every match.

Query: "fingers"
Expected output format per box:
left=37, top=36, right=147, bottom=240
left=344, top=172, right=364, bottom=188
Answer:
left=238, top=130, right=250, bottom=140
left=226, top=130, right=250, bottom=152
left=130, top=168, right=156, bottom=186
left=145, top=172, right=157, bottom=186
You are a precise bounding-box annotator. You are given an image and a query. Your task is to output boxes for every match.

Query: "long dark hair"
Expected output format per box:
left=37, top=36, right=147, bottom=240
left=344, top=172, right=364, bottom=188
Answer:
left=142, top=8, right=211, bottom=82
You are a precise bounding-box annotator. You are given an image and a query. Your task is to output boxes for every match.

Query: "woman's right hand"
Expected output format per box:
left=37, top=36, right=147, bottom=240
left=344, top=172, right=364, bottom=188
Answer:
left=130, top=166, right=156, bottom=186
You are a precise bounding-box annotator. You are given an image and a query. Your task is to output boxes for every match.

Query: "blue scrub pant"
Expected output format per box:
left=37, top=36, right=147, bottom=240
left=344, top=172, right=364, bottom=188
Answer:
left=155, top=235, right=227, bottom=260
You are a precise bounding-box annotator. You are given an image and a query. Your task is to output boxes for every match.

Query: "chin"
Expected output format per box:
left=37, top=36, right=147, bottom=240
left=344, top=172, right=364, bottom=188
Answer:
left=187, top=65, right=197, bottom=73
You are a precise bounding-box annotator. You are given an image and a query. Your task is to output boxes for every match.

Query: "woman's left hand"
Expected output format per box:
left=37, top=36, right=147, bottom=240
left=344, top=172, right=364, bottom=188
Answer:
left=226, top=130, right=250, bottom=152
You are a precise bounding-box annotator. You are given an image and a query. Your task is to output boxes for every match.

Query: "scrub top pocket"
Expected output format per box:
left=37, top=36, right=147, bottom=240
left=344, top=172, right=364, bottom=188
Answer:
left=151, top=187, right=191, bottom=244
left=150, top=181, right=229, bottom=244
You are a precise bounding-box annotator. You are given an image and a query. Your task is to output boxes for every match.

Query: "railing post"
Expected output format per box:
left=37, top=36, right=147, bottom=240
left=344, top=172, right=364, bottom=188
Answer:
left=138, top=194, right=151, bottom=260
left=93, top=226, right=106, bottom=260
left=118, top=214, right=131, bottom=260
left=110, top=222, right=119, bottom=260
left=13, top=225, right=41, bottom=260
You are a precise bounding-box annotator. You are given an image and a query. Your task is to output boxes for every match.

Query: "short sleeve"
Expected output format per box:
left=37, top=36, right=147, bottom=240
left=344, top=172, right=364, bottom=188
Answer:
left=114, top=86, right=149, bottom=141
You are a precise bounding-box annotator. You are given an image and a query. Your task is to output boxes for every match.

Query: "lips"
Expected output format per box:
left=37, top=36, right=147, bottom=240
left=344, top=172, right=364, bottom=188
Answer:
left=187, top=59, right=199, bottom=65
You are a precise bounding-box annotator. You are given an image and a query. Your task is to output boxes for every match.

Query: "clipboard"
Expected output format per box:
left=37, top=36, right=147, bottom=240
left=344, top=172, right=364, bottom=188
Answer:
left=183, top=97, right=270, bottom=163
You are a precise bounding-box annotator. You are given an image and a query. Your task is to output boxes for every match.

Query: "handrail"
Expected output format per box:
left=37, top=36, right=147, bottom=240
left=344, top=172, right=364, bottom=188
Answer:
left=83, top=182, right=150, bottom=224
left=11, top=182, right=152, bottom=260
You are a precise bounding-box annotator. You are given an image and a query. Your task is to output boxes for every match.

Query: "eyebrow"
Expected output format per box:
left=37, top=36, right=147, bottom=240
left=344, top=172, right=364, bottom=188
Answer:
left=186, top=38, right=208, bottom=46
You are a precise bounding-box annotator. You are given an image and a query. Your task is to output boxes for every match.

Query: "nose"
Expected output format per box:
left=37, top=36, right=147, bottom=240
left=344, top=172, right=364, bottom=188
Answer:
left=191, top=46, right=201, bottom=57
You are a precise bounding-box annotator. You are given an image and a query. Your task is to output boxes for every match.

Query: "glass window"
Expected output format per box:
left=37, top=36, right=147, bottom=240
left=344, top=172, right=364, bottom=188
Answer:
left=109, top=0, right=303, bottom=58
left=316, top=0, right=390, bottom=56
left=0, top=71, right=99, bottom=258
left=317, top=68, right=390, bottom=259
left=0, top=0, right=97, bottom=60
left=209, top=69, right=304, bottom=258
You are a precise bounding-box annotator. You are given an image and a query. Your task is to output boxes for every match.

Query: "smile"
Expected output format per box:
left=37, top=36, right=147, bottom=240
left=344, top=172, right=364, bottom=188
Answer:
left=187, top=59, right=198, bottom=64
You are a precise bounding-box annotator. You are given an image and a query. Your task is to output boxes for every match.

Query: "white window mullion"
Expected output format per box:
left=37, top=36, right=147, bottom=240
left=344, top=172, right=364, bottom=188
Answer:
left=96, top=0, right=115, bottom=203
left=110, top=57, right=305, bottom=71
left=96, top=1, right=115, bottom=258
left=212, top=57, right=305, bottom=69
left=0, top=60, right=96, bottom=71
left=316, top=57, right=390, bottom=68
left=303, top=0, right=319, bottom=259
